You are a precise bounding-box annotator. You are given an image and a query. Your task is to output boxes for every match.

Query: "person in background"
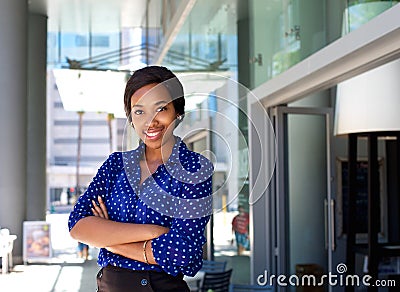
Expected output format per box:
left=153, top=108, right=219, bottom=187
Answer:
left=68, top=66, right=213, bottom=292
left=77, top=242, right=89, bottom=260
left=231, top=205, right=250, bottom=255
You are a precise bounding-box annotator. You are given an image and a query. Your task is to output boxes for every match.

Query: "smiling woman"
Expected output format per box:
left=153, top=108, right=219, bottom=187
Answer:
left=68, top=66, right=214, bottom=292
left=130, top=83, right=178, bottom=155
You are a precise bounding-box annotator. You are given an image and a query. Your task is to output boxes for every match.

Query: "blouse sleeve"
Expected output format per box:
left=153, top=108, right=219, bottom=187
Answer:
left=68, top=152, right=121, bottom=231
left=151, top=158, right=213, bottom=276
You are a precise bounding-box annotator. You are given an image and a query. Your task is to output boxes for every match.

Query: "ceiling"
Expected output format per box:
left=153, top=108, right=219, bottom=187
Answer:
left=29, top=0, right=239, bottom=34
left=28, top=0, right=238, bottom=71
left=29, top=0, right=162, bottom=33
left=29, top=0, right=235, bottom=113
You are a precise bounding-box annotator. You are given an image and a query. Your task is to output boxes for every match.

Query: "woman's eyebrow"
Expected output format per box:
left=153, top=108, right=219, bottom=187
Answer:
left=154, top=100, right=169, bottom=105
left=132, top=100, right=169, bottom=108
left=131, top=104, right=143, bottom=108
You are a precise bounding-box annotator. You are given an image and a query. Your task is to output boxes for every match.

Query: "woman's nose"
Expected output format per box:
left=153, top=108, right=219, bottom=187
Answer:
left=144, top=113, right=158, bottom=127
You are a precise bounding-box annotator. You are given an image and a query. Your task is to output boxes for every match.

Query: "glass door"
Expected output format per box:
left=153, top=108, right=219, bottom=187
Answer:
left=273, top=106, right=334, bottom=292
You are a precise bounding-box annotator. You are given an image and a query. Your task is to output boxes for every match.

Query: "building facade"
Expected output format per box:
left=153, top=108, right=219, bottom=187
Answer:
left=1, top=1, right=400, bottom=291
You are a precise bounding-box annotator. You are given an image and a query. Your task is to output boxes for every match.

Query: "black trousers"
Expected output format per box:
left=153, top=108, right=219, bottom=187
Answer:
left=96, top=265, right=190, bottom=292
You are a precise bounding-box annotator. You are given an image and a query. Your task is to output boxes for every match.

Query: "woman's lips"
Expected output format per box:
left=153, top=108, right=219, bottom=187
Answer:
left=144, top=129, right=163, bottom=140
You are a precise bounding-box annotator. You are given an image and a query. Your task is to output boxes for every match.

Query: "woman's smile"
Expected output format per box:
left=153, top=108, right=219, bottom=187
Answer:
left=144, top=128, right=164, bottom=140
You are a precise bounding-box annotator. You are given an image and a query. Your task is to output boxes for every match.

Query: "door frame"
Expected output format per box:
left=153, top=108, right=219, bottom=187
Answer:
left=271, top=105, right=334, bottom=291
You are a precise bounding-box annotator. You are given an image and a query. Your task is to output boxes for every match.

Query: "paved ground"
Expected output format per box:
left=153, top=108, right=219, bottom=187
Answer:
left=0, top=212, right=250, bottom=291
left=0, top=255, right=99, bottom=291
left=0, top=252, right=249, bottom=291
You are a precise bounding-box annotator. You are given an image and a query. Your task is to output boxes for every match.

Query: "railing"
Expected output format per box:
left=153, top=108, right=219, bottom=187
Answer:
left=63, top=44, right=228, bottom=72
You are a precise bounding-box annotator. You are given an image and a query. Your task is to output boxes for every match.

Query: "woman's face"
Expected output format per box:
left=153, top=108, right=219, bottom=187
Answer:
left=130, top=83, right=178, bottom=150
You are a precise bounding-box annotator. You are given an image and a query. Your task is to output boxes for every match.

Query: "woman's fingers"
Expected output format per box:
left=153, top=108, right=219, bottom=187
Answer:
left=91, top=207, right=100, bottom=217
left=91, top=197, right=109, bottom=219
left=98, top=196, right=109, bottom=220
left=92, top=199, right=105, bottom=218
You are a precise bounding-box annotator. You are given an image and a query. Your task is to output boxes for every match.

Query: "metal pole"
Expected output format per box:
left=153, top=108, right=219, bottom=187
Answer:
left=146, top=0, right=150, bottom=65
left=345, top=133, right=357, bottom=292
left=76, top=111, right=84, bottom=196
left=367, top=133, right=379, bottom=292
left=107, top=113, right=114, bottom=153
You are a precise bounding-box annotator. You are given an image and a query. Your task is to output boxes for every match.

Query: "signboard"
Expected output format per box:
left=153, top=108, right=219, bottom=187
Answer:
left=23, top=221, right=52, bottom=263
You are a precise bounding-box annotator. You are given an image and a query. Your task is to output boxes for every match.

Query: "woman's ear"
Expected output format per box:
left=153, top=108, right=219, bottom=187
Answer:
left=175, top=115, right=183, bottom=127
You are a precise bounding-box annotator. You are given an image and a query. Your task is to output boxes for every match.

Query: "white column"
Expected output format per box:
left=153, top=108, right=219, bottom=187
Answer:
left=0, top=1, right=29, bottom=260
left=248, top=102, right=275, bottom=283
left=27, top=13, right=47, bottom=220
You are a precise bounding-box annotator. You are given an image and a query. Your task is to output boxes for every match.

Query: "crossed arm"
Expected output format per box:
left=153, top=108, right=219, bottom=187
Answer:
left=70, top=196, right=168, bottom=265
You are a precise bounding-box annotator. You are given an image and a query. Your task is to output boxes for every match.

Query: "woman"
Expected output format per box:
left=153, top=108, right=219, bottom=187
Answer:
left=68, top=66, right=213, bottom=291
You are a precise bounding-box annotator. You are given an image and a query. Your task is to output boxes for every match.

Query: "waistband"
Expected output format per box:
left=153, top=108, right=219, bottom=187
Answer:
left=103, top=265, right=184, bottom=280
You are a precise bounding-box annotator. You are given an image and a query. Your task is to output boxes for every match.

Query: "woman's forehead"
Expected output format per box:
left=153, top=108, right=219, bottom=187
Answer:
left=131, top=83, right=172, bottom=106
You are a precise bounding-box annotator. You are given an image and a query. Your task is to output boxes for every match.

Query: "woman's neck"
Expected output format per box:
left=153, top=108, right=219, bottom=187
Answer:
left=144, top=137, right=176, bottom=164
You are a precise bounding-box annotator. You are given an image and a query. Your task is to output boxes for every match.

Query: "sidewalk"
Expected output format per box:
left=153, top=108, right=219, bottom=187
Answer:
left=0, top=212, right=250, bottom=290
left=0, top=250, right=99, bottom=292
left=0, top=255, right=249, bottom=291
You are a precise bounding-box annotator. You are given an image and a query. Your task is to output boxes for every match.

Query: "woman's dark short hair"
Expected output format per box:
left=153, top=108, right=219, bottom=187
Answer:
left=124, top=66, right=185, bottom=123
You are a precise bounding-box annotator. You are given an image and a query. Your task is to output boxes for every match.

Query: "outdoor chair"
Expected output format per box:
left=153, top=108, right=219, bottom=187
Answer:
left=200, top=269, right=233, bottom=292
left=200, top=259, right=227, bottom=273
left=186, top=260, right=227, bottom=291
left=229, top=283, right=274, bottom=291
left=0, top=228, right=17, bottom=274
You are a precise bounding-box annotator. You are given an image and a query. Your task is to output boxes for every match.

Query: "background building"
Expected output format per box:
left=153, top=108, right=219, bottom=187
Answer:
left=0, top=1, right=399, bottom=291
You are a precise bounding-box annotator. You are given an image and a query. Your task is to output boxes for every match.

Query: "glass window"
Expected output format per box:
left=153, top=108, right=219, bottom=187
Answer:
left=249, top=0, right=327, bottom=88
left=344, top=0, right=398, bottom=34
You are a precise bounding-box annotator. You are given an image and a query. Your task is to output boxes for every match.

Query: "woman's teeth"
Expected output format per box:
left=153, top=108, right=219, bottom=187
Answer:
left=145, top=131, right=160, bottom=137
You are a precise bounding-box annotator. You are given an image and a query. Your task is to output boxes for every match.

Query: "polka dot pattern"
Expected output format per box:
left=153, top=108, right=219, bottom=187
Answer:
left=68, top=137, right=213, bottom=276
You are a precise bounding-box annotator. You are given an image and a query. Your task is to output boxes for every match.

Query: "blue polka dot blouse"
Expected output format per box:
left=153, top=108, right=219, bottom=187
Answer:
left=68, top=137, right=213, bottom=276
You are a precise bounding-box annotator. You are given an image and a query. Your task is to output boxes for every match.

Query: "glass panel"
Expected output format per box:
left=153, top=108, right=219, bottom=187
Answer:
left=162, top=0, right=238, bottom=72
left=286, top=114, right=328, bottom=288
left=174, top=75, right=249, bottom=283
left=248, top=0, right=397, bottom=89
left=165, top=0, right=244, bottom=261
left=344, top=0, right=398, bottom=34
left=249, top=0, right=327, bottom=88
left=160, top=0, right=184, bottom=38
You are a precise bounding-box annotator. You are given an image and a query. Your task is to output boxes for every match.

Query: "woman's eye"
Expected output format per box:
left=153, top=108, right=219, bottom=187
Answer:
left=156, top=106, right=167, bottom=112
left=134, top=109, right=144, bottom=115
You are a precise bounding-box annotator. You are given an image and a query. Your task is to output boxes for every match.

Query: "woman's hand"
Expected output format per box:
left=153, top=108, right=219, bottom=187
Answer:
left=90, top=195, right=169, bottom=238
left=91, top=196, right=109, bottom=219
left=74, top=195, right=169, bottom=249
